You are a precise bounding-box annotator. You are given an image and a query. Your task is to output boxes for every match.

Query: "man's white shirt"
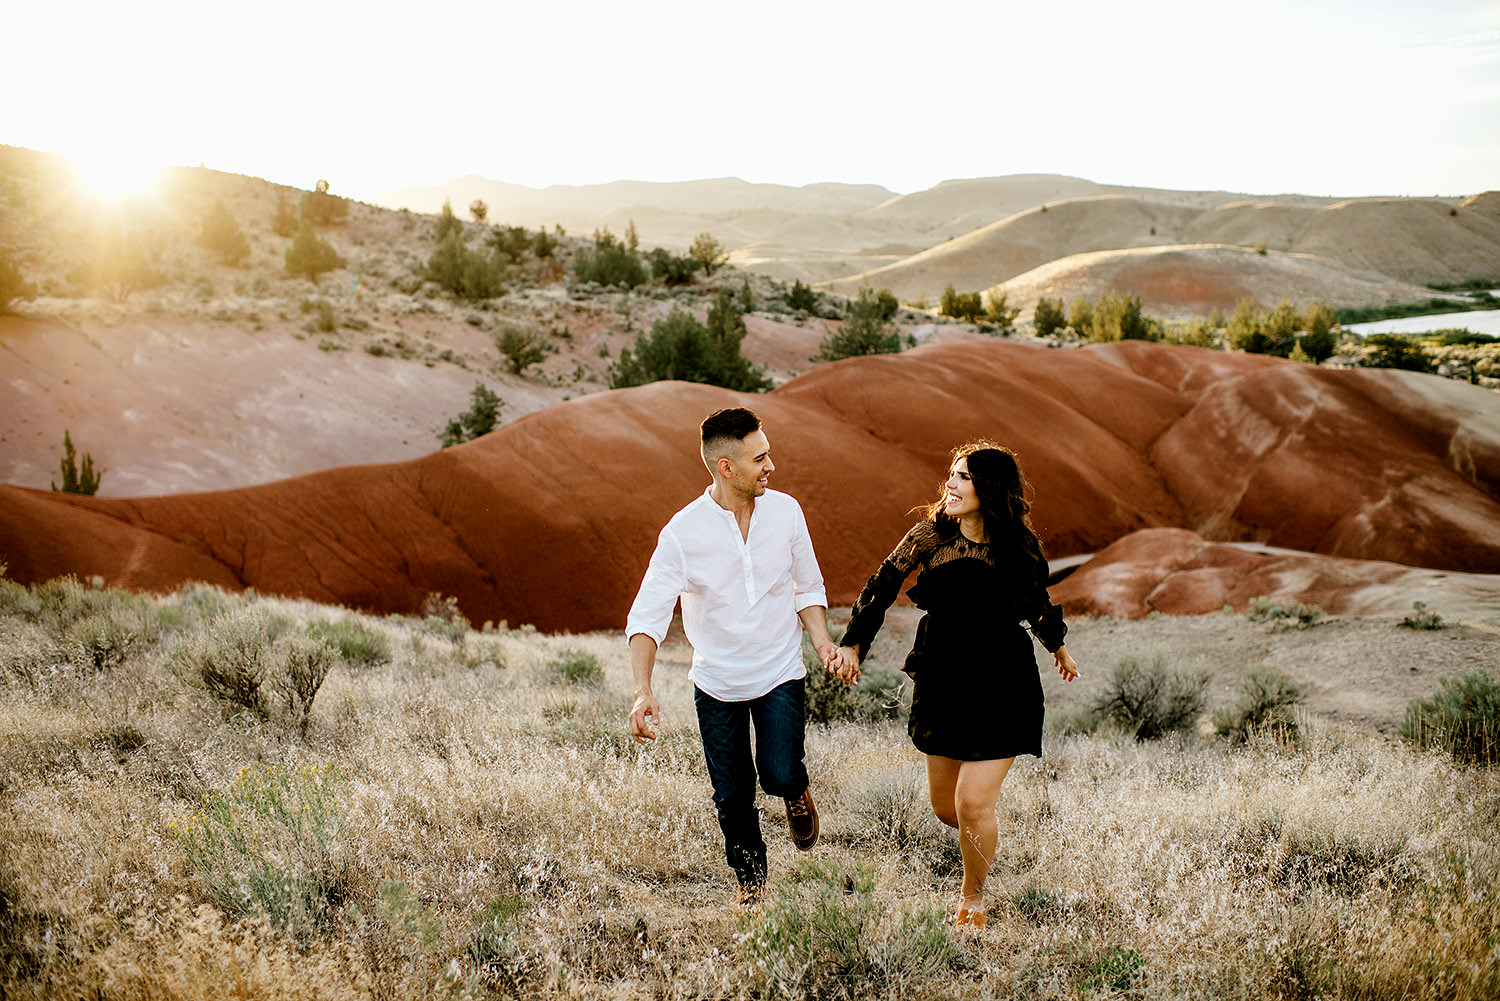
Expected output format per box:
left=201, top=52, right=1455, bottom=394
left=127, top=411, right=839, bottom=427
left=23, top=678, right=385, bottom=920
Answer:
left=626, top=487, right=827, bottom=701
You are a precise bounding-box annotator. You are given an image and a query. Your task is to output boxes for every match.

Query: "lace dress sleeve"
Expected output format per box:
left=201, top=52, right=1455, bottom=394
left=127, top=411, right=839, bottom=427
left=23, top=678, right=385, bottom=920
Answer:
left=1020, top=557, right=1068, bottom=653
left=840, top=524, right=927, bottom=661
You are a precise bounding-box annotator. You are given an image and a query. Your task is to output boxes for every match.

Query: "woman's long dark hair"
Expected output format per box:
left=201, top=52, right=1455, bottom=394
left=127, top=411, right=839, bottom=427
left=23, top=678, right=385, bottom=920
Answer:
left=921, top=441, right=1048, bottom=576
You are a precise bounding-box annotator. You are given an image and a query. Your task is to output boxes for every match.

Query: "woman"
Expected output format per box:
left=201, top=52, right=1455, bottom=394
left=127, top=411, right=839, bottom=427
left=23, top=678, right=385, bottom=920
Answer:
left=831, top=442, right=1079, bottom=931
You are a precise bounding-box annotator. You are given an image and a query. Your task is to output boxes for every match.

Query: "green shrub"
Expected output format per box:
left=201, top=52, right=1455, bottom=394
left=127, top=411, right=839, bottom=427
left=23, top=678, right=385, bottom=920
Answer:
left=494, top=325, right=551, bottom=374
left=1362, top=333, right=1432, bottom=373
left=1086, top=293, right=1162, bottom=342
left=939, top=282, right=984, bottom=322
left=275, top=634, right=336, bottom=734
left=197, top=200, right=250, bottom=266
left=1, top=248, right=38, bottom=311
left=425, top=232, right=506, bottom=300
left=738, top=858, right=954, bottom=1000
left=306, top=618, right=391, bottom=669
left=51, top=429, right=102, bottom=496
left=646, top=247, right=702, bottom=286
left=1087, top=652, right=1207, bottom=741
left=469, top=199, right=488, bottom=223
left=530, top=228, right=558, bottom=259
left=169, top=609, right=278, bottom=713
left=1033, top=297, right=1067, bottom=337
left=817, top=286, right=903, bottom=361
left=487, top=225, right=532, bottom=264
left=1212, top=666, right=1305, bottom=743
left=547, top=649, right=603, bottom=687
left=1245, top=595, right=1324, bottom=629
left=284, top=224, right=340, bottom=284
left=786, top=279, right=819, bottom=313
left=1399, top=600, right=1443, bottom=630
left=575, top=230, right=647, bottom=288
left=57, top=606, right=152, bottom=674
left=172, top=762, right=348, bottom=932
left=1402, top=670, right=1500, bottom=765
left=610, top=300, right=769, bottom=392
left=300, top=181, right=350, bottom=225
left=437, top=382, right=504, bottom=448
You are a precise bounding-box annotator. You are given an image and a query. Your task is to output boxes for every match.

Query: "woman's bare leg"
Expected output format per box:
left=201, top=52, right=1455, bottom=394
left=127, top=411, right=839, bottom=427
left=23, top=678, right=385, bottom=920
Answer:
left=925, top=755, right=962, bottom=829
left=953, top=757, right=1014, bottom=901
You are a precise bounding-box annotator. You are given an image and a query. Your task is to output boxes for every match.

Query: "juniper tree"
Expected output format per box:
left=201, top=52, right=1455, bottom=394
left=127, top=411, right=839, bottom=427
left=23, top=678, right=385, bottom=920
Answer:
left=52, top=430, right=102, bottom=495
left=197, top=200, right=250, bottom=266
left=284, top=224, right=339, bottom=285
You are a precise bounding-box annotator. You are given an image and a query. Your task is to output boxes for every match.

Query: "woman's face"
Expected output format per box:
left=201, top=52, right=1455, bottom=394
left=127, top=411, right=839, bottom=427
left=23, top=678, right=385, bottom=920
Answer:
left=943, top=457, right=981, bottom=520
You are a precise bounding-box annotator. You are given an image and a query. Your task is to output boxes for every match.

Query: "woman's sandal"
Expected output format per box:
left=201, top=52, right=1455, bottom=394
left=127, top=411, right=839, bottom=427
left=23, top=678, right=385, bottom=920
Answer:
left=953, top=896, right=987, bottom=933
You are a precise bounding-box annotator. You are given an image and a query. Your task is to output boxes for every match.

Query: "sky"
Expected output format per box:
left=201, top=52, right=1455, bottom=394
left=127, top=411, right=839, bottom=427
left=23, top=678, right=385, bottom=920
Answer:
left=7, top=0, right=1499, bottom=202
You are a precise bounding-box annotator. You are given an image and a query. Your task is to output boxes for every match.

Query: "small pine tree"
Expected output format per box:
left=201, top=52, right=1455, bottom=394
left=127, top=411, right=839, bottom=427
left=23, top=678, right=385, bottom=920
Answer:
left=786, top=279, right=818, bottom=313
left=1299, top=301, right=1338, bottom=363
left=469, top=199, right=488, bottom=223
left=1261, top=298, right=1302, bottom=357
left=1068, top=297, right=1094, bottom=338
left=624, top=220, right=640, bottom=252
left=1033, top=297, right=1068, bottom=337
left=434, top=199, right=463, bottom=242
left=689, top=233, right=728, bottom=274
left=575, top=240, right=646, bottom=288
left=817, top=287, right=903, bottom=361
left=494, top=325, right=551, bottom=375
left=647, top=248, right=701, bottom=286
left=940, top=282, right=961, bottom=317
left=284, top=224, right=340, bottom=284
left=437, top=383, right=504, bottom=448
left=739, top=278, right=755, bottom=313
left=1227, top=297, right=1269, bottom=353
left=51, top=429, right=102, bottom=495
left=1363, top=333, right=1432, bottom=372
left=1, top=249, right=38, bottom=311
left=197, top=200, right=250, bottom=266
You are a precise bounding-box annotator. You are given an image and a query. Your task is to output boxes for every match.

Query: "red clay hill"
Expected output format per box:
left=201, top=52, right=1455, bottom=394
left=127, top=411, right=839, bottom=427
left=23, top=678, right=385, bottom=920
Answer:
left=2, top=340, right=1497, bottom=631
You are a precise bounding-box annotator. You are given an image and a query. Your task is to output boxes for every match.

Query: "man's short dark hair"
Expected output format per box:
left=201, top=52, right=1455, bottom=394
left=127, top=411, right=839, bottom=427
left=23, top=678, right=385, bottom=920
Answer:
left=701, top=407, right=762, bottom=466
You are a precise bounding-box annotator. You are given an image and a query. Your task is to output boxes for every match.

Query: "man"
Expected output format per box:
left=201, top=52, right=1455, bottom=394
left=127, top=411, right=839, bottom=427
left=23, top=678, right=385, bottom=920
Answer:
left=626, top=407, right=842, bottom=908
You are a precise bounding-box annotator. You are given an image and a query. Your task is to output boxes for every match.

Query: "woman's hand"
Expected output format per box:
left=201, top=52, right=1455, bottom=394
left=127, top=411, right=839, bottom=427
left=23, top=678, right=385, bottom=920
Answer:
left=828, top=645, right=861, bottom=685
left=1053, top=646, right=1079, bottom=682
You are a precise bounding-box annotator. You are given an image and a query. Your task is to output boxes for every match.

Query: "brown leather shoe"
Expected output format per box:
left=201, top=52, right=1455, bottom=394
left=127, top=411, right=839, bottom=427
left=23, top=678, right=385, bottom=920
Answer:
left=785, top=787, right=819, bottom=850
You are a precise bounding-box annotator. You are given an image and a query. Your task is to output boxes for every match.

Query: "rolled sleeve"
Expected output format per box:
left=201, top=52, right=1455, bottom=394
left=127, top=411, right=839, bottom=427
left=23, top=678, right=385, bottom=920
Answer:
left=625, top=528, right=686, bottom=646
left=788, top=502, right=827, bottom=612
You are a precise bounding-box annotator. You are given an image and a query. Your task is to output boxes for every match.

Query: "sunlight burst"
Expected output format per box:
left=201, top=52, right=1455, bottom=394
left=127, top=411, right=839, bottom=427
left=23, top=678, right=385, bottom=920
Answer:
left=66, top=148, right=164, bottom=200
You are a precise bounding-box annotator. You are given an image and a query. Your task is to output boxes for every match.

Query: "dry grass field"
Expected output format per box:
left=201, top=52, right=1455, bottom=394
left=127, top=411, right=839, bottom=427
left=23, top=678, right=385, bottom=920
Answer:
left=2, top=568, right=1497, bottom=1000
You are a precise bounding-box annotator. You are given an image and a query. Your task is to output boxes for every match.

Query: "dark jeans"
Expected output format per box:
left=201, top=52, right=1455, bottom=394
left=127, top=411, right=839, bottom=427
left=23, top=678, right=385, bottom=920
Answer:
left=694, top=678, right=808, bottom=887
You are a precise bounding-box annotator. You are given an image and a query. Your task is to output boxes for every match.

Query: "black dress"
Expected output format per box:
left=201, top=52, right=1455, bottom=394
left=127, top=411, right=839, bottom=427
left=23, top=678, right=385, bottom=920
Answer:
left=841, top=520, right=1067, bottom=760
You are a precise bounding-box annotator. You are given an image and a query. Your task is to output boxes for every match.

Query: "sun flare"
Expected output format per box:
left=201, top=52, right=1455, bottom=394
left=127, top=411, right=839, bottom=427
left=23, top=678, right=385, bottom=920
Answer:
left=66, top=148, right=164, bottom=200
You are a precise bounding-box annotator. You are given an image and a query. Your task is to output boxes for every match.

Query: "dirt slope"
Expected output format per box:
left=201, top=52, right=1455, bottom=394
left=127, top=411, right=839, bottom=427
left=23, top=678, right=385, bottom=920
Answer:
left=3, top=341, right=1497, bottom=632
left=1052, top=528, right=1500, bottom=620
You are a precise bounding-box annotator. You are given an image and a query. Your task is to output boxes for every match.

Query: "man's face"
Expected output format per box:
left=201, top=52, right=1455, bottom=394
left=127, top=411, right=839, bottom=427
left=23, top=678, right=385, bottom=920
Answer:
left=722, top=429, right=774, bottom=497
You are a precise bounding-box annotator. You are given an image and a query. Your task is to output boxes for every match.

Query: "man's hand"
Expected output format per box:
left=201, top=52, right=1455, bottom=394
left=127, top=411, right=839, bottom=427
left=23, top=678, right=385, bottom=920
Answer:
left=629, top=690, right=662, bottom=743
left=1053, top=646, right=1080, bottom=682
left=831, top=645, right=861, bottom=685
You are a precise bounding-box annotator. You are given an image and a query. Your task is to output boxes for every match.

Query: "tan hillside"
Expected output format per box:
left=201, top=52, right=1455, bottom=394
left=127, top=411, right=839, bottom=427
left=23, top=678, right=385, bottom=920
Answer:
left=995, top=244, right=1440, bottom=319
left=823, top=197, right=1206, bottom=301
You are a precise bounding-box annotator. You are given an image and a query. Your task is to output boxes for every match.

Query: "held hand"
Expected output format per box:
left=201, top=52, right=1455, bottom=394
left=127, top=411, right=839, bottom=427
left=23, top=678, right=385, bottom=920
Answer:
left=628, top=691, right=662, bottom=743
left=835, top=645, right=861, bottom=685
left=1053, top=647, right=1079, bottom=683
left=815, top=641, right=839, bottom=669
